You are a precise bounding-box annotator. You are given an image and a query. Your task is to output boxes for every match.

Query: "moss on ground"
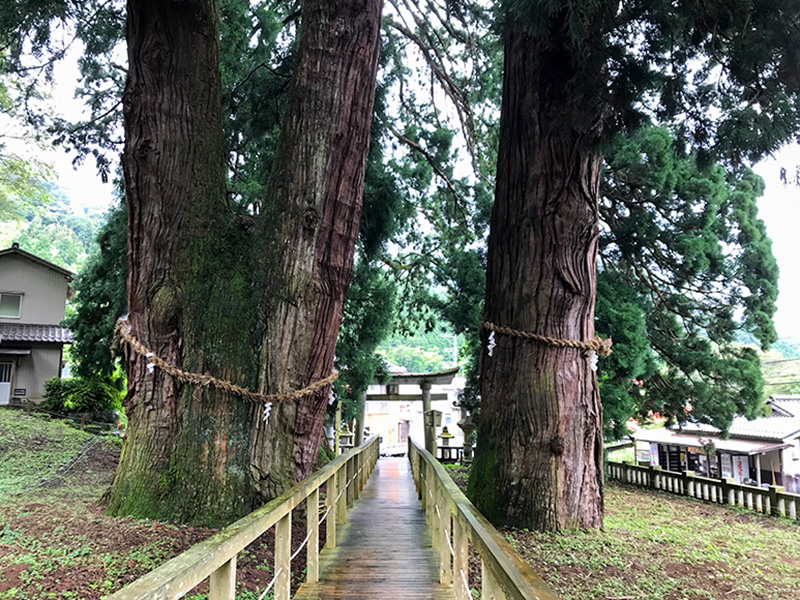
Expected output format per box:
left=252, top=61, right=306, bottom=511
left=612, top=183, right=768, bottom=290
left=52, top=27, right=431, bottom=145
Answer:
left=505, top=483, right=800, bottom=600
left=0, top=409, right=120, bottom=502
left=449, top=463, right=800, bottom=600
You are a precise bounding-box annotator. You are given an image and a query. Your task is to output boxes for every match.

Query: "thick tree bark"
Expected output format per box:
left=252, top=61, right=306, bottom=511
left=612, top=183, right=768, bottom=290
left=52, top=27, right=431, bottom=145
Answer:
left=467, top=20, right=604, bottom=531
left=107, top=0, right=260, bottom=526
left=107, top=0, right=382, bottom=526
left=250, top=0, right=383, bottom=497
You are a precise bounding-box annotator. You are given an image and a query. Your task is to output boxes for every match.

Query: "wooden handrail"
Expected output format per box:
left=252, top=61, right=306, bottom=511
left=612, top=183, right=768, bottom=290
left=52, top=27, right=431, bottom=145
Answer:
left=408, top=437, right=562, bottom=600
left=108, top=435, right=380, bottom=600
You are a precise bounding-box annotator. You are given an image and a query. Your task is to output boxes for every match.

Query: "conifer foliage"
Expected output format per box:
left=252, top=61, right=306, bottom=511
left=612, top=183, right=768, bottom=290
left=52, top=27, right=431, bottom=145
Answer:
left=2, top=0, right=798, bottom=531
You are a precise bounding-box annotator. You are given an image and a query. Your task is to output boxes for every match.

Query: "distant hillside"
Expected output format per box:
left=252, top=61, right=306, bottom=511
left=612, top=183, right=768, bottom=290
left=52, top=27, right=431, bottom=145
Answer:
left=0, top=190, right=109, bottom=272
left=773, top=338, right=800, bottom=359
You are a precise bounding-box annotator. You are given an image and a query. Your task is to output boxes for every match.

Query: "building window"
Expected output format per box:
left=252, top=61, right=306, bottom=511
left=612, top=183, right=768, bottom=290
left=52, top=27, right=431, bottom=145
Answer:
left=0, top=293, right=21, bottom=318
left=445, top=414, right=452, bottom=425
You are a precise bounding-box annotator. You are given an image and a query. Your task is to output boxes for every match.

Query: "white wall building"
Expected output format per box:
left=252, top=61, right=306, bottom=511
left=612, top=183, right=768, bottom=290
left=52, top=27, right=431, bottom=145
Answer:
left=364, top=365, right=465, bottom=457
left=633, top=396, right=800, bottom=492
left=0, top=244, right=73, bottom=405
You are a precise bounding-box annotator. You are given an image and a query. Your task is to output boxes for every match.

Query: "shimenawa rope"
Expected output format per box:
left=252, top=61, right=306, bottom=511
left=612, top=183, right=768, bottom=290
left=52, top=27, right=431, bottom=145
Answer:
left=482, top=321, right=613, bottom=357
left=114, top=319, right=337, bottom=404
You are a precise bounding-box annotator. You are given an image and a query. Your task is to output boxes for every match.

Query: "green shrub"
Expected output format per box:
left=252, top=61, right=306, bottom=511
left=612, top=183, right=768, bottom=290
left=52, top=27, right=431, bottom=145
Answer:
left=42, top=373, right=124, bottom=414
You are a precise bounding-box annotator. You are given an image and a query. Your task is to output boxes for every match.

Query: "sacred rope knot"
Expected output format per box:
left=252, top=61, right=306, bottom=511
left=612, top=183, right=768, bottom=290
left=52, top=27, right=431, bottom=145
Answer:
left=113, top=317, right=338, bottom=405
left=482, top=321, right=613, bottom=357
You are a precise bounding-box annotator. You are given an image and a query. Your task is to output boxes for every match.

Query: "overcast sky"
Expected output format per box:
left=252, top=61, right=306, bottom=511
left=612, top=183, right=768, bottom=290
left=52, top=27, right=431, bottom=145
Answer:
left=753, top=148, right=800, bottom=340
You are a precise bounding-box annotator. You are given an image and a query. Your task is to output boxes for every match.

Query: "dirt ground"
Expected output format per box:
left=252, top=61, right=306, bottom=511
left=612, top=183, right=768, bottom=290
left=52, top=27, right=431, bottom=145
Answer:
left=0, top=421, right=317, bottom=600
left=3, top=424, right=799, bottom=600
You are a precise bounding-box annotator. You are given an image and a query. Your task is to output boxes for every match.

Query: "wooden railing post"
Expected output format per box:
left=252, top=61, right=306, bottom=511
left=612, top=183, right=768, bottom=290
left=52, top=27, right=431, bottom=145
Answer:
left=209, top=556, right=236, bottom=600
left=352, top=454, right=360, bottom=499
left=769, top=486, right=786, bottom=517
left=337, top=463, right=347, bottom=525
left=326, top=473, right=337, bottom=548
left=306, top=488, right=319, bottom=583
left=426, top=462, right=436, bottom=529
left=722, top=478, right=735, bottom=505
left=682, top=470, right=695, bottom=498
left=438, top=487, right=452, bottom=585
left=417, top=448, right=426, bottom=501
left=345, top=457, right=353, bottom=508
left=430, top=477, right=440, bottom=552
left=453, top=517, right=469, bottom=600
left=275, top=511, right=291, bottom=600
left=649, top=465, right=661, bottom=490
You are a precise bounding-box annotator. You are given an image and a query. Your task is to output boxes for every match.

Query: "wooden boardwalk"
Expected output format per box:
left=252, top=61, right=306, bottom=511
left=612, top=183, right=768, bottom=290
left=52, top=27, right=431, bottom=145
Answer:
left=294, top=457, right=453, bottom=600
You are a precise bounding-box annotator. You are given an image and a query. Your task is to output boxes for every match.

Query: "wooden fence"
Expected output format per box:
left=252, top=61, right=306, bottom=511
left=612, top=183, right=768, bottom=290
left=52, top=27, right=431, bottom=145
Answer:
left=607, top=460, right=800, bottom=522
left=107, top=435, right=380, bottom=600
left=409, top=438, right=562, bottom=600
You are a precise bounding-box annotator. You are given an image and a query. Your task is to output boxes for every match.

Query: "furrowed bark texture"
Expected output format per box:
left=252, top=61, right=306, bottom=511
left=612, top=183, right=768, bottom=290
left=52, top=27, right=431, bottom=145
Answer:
left=108, top=0, right=381, bottom=524
left=467, top=20, right=604, bottom=531
left=250, top=0, right=383, bottom=497
left=108, top=0, right=258, bottom=526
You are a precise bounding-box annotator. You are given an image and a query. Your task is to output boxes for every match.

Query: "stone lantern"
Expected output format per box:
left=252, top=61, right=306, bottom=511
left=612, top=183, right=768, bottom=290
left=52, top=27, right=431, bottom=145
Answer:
left=339, top=423, right=355, bottom=452
left=438, top=426, right=454, bottom=446
left=457, top=407, right=476, bottom=464
left=438, top=426, right=456, bottom=462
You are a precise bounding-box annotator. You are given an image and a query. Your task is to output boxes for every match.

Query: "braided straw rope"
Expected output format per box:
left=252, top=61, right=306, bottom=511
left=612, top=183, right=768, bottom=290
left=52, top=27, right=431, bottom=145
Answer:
left=114, top=320, right=338, bottom=404
left=483, top=321, right=613, bottom=356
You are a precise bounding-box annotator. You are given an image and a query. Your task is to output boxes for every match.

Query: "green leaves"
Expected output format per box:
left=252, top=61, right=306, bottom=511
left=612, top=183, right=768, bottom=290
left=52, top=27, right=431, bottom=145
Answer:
left=42, top=372, right=124, bottom=414
left=0, top=155, right=54, bottom=222
left=64, top=202, right=127, bottom=377
left=597, top=127, right=776, bottom=437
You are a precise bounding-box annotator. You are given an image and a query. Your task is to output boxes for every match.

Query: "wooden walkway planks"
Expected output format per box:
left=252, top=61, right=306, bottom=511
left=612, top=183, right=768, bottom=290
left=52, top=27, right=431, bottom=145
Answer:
left=294, top=457, right=453, bottom=600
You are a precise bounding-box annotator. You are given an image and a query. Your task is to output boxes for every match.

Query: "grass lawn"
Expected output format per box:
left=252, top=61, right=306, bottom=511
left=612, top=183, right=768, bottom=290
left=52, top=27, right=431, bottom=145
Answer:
left=0, top=409, right=310, bottom=600
left=0, top=409, right=121, bottom=502
left=3, top=414, right=798, bottom=600
left=447, top=464, right=800, bottom=600
left=508, top=483, right=800, bottom=600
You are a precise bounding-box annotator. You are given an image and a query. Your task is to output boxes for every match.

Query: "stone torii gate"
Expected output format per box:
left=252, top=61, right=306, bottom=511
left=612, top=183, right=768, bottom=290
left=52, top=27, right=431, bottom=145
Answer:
left=357, top=366, right=459, bottom=455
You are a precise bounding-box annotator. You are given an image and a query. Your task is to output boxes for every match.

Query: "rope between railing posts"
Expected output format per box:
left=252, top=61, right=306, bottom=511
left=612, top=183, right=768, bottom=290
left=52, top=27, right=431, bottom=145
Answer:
left=459, top=569, right=470, bottom=594
left=291, top=529, right=313, bottom=561
left=445, top=528, right=454, bottom=558
left=318, top=503, right=334, bottom=526
left=257, top=567, right=283, bottom=600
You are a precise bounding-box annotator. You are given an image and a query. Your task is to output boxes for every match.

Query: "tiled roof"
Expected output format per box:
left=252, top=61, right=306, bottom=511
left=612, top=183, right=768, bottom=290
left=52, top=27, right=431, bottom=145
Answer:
left=0, top=323, right=73, bottom=344
left=634, top=427, right=791, bottom=455
left=769, top=396, right=800, bottom=418
left=674, top=415, right=800, bottom=442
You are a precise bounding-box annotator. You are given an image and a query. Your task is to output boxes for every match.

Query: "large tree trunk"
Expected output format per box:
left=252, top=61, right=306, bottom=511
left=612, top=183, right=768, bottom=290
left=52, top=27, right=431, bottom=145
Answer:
left=250, top=0, right=383, bottom=497
left=107, top=0, right=261, bottom=527
left=107, top=0, right=382, bottom=526
left=467, top=19, right=604, bottom=531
